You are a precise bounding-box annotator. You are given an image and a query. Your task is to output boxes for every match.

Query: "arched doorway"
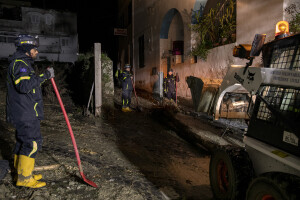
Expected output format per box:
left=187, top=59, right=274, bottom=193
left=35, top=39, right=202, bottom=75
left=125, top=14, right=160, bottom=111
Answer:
left=159, top=8, right=184, bottom=77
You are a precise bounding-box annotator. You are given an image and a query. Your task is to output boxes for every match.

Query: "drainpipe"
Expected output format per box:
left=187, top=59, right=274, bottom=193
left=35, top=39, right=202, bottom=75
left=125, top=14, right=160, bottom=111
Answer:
left=132, top=0, right=135, bottom=83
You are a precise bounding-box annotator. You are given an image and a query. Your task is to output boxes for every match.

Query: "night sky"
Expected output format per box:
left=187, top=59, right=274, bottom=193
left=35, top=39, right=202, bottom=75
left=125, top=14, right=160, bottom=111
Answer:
left=30, top=0, right=118, bottom=58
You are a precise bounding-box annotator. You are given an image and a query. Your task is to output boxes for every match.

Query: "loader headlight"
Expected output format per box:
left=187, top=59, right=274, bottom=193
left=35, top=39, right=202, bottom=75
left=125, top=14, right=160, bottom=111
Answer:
left=233, top=44, right=252, bottom=59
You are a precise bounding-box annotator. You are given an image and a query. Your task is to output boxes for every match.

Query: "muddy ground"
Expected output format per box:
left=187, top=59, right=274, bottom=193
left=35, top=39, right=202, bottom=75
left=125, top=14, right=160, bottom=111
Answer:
left=0, top=70, right=213, bottom=199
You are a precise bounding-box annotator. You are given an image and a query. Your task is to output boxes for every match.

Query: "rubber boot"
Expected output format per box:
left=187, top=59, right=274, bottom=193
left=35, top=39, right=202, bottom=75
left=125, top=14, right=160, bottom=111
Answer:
left=16, top=155, right=46, bottom=188
left=122, top=107, right=128, bottom=112
left=14, top=155, right=42, bottom=181
left=125, top=107, right=133, bottom=112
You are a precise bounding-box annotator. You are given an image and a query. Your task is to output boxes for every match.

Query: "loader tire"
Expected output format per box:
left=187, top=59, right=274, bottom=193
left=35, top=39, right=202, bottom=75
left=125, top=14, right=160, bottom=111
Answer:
left=209, top=147, right=253, bottom=200
left=246, top=173, right=300, bottom=200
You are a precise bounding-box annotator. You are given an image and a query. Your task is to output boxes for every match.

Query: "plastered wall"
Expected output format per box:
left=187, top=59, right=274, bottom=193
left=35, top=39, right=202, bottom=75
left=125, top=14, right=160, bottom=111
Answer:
left=126, top=0, right=295, bottom=100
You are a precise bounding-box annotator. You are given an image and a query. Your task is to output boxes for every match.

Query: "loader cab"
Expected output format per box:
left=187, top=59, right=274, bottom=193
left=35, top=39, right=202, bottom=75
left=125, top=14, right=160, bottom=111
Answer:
left=210, top=23, right=300, bottom=200
left=246, top=33, right=300, bottom=157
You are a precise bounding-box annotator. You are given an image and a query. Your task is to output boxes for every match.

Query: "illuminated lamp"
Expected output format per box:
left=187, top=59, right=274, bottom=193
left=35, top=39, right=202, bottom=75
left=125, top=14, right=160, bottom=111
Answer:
left=275, top=21, right=289, bottom=39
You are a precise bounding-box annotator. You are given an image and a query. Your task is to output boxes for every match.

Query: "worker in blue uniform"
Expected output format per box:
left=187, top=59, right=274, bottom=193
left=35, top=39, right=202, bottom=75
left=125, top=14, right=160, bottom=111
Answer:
left=6, top=34, right=54, bottom=188
left=164, top=69, right=179, bottom=101
left=119, top=64, right=133, bottom=112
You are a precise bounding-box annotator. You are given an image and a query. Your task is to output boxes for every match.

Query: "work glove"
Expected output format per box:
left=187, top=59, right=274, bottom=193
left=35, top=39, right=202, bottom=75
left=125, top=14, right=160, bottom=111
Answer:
left=45, top=67, right=55, bottom=79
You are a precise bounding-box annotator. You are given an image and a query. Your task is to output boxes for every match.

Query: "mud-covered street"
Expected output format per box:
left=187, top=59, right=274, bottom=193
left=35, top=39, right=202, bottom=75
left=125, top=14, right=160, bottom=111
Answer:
left=0, top=81, right=212, bottom=200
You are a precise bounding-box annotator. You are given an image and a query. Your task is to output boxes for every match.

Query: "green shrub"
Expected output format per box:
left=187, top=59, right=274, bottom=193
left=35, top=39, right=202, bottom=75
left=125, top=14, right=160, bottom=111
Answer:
left=191, top=0, right=236, bottom=60
left=285, top=4, right=300, bottom=34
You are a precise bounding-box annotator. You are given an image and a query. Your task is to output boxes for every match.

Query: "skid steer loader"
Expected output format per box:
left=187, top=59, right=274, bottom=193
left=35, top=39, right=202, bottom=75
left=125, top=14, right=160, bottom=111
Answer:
left=210, top=21, right=300, bottom=200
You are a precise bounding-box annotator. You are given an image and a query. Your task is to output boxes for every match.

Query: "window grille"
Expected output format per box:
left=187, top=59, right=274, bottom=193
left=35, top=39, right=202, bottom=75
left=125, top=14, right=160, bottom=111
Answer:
left=0, top=36, right=6, bottom=43
left=256, top=86, right=300, bottom=122
left=294, top=47, right=300, bottom=70
left=257, top=101, right=272, bottom=121
left=45, top=14, right=53, bottom=25
left=62, top=39, right=69, bottom=47
left=31, top=15, right=40, bottom=24
left=0, top=36, right=16, bottom=43
left=270, top=45, right=300, bottom=71
left=7, top=37, right=15, bottom=43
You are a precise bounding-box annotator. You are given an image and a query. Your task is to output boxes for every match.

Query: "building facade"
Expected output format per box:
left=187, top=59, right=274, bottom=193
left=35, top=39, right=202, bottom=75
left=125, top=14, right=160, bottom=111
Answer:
left=116, top=0, right=133, bottom=69
left=0, top=1, right=78, bottom=63
left=117, top=0, right=298, bottom=111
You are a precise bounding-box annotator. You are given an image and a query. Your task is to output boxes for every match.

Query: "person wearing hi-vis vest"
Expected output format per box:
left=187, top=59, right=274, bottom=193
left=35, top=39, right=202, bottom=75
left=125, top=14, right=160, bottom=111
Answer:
left=6, top=34, right=54, bottom=188
left=119, top=64, right=133, bottom=112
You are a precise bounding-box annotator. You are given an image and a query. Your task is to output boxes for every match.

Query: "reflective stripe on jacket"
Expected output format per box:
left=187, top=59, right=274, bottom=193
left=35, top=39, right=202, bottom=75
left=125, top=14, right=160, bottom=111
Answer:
left=164, top=74, right=179, bottom=93
left=119, top=71, right=133, bottom=91
left=6, top=51, right=49, bottom=124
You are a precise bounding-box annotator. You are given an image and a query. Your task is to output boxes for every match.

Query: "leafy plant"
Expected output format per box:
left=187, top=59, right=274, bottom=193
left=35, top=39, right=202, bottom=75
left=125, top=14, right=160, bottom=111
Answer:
left=285, top=3, right=300, bottom=34
left=191, top=40, right=213, bottom=60
left=70, top=52, right=113, bottom=105
left=190, top=8, right=212, bottom=60
left=191, top=0, right=236, bottom=60
left=219, top=0, right=236, bottom=39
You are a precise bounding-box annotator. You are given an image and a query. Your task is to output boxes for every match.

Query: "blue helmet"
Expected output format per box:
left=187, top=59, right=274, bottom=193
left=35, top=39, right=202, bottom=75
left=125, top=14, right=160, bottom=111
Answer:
left=15, top=34, right=39, bottom=48
left=124, top=64, right=131, bottom=69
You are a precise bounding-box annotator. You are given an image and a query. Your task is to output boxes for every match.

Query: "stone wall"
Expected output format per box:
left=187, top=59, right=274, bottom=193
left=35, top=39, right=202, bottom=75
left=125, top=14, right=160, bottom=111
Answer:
left=102, top=54, right=114, bottom=106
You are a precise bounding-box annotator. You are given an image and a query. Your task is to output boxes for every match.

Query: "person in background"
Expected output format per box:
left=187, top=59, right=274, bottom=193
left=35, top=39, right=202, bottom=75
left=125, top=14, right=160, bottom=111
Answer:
left=114, top=62, right=122, bottom=88
left=119, top=64, right=133, bottom=112
left=164, top=69, right=179, bottom=102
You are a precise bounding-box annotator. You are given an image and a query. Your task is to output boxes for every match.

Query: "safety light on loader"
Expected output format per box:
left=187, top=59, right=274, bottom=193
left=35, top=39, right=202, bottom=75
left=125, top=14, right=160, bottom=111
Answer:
left=275, top=21, right=289, bottom=39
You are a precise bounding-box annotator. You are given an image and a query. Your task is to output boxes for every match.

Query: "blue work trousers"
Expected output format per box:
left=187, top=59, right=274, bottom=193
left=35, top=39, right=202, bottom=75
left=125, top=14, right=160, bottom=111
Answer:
left=13, top=120, right=42, bottom=158
left=122, top=90, right=132, bottom=108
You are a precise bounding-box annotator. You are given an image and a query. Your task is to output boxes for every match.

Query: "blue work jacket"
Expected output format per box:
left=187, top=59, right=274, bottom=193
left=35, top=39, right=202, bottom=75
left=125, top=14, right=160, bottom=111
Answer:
left=6, top=51, right=50, bottom=124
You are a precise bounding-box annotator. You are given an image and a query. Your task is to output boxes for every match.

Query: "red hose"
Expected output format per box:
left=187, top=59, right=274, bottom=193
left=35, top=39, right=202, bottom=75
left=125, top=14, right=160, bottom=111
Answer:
left=175, top=74, right=178, bottom=104
left=131, top=78, right=139, bottom=107
left=51, top=78, right=98, bottom=188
